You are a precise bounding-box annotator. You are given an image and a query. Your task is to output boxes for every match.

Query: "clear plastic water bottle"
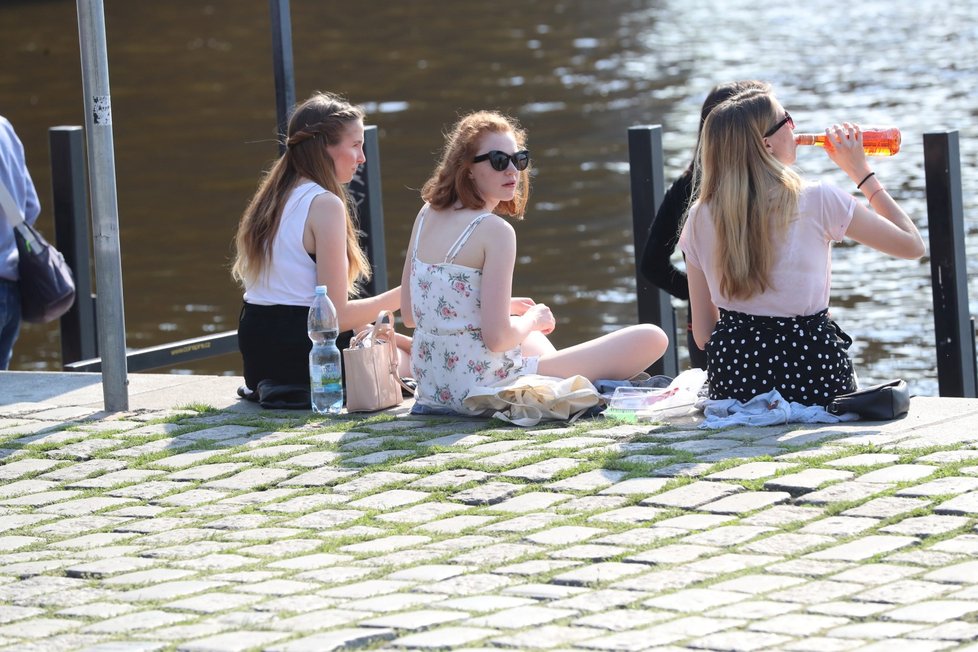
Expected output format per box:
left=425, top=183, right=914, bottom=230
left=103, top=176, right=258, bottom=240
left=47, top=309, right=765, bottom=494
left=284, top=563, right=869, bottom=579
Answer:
left=308, top=285, right=343, bottom=414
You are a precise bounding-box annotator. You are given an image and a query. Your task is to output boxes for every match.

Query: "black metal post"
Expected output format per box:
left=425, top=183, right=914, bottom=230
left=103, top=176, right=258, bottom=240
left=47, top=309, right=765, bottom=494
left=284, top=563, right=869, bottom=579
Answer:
left=269, top=0, right=295, bottom=155
left=924, top=130, right=976, bottom=397
left=628, top=125, right=679, bottom=377
left=49, top=126, right=98, bottom=366
left=348, top=126, right=387, bottom=297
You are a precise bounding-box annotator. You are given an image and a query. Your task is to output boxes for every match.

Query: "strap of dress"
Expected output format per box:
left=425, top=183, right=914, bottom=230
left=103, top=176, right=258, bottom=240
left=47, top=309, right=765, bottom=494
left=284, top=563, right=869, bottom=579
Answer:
left=444, top=213, right=490, bottom=264
left=411, top=204, right=430, bottom=262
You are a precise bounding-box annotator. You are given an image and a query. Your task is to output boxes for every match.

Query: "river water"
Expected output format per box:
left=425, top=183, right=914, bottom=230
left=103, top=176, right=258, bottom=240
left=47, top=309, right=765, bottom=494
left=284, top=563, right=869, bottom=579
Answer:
left=2, top=0, right=975, bottom=397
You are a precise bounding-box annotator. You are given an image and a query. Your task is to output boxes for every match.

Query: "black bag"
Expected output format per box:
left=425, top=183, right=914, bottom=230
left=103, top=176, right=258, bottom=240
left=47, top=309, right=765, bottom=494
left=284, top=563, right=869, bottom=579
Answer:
left=14, top=221, right=76, bottom=323
left=827, top=379, right=910, bottom=420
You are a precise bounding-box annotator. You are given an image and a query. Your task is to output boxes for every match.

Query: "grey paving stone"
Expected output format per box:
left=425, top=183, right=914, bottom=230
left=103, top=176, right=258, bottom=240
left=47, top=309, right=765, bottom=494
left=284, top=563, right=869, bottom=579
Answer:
left=764, top=469, right=856, bottom=496
left=415, top=573, right=512, bottom=596
left=550, top=543, right=627, bottom=561
left=644, top=587, right=747, bottom=612
left=842, top=496, right=931, bottom=518
left=653, top=513, right=736, bottom=531
left=490, top=624, right=605, bottom=649
left=494, top=558, right=581, bottom=576
left=340, top=535, right=431, bottom=554
left=932, top=491, right=978, bottom=515
left=587, top=504, right=664, bottom=524
left=688, top=630, right=793, bottom=651
left=48, top=438, right=122, bottom=460
left=0, top=459, right=62, bottom=481
left=742, top=504, right=825, bottom=526
left=177, top=630, right=290, bottom=651
left=806, top=535, right=917, bottom=561
left=0, top=478, right=58, bottom=498
left=772, top=636, right=866, bottom=651
left=550, top=562, right=646, bottom=586
left=283, top=508, right=364, bottom=529
left=598, top=477, right=671, bottom=495
left=897, top=476, right=978, bottom=498
left=558, top=495, right=630, bottom=514
left=451, top=482, right=522, bottom=506
left=386, top=626, right=494, bottom=649
left=698, top=490, right=791, bottom=515
left=435, top=595, right=536, bottom=613
left=548, top=588, right=646, bottom=612
left=488, top=491, right=572, bottom=513
left=743, top=532, right=836, bottom=556
left=683, top=525, right=776, bottom=547
left=347, top=489, right=430, bottom=510
left=116, top=580, right=230, bottom=602
left=706, top=461, right=798, bottom=480
left=855, top=464, right=938, bottom=484
left=101, top=569, right=198, bottom=586
left=451, top=543, right=542, bottom=566
left=499, top=457, right=581, bottom=481
left=767, top=580, right=864, bottom=604
left=830, top=563, right=923, bottom=585
left=278, top=467, right=357, bottom=487
left=415, top=515, right=496, bottom=534
left=64, top=557, right=158, bottom=579
left=468, top=605, right=578, bottom=628
left=854, top=579, right=952, bottom=605
left=931, top=534, right=978, bottom=554
left=808, top=601, right=893, bottom=618
left=824, top=621, right=927, bottom=640
left=201, top=468, right=291, bottom=490
left=572, top=608, right=673, bottom=632
left=547, top=469, right=626, bottom=491
left=796, top=481, right=892, bottom=505
left=881, top=515, right=970, bottom=537
left=502, top=583, right=588, bottom=600
left=1, top=489, right=83, bottom=507
left=923, top=560, right=978, bottom=584
left=79, top=609, right=192, bottom=634
left=881, top=600, right=978, bottom=623
left=265, top=627, right=395, bottom=652
left=165, top=593, right=264, bottom=614
left=826, top=453, right=902, bottom=468
left=799, top=515, right=881, bottom=536
left=905, top=620, right=978, bottom=640
left=709, top=574, right=806, bottom=595
left=706, top=599, right=802, bottom=620
left=625, top=543, right=717, bottom=565
left=651, top=462, right=716, bottom=478
left=0, top=605, right=45, bottom=624
left=39, top=458, right=127, bottom=481
left=525, top=526, right=604, bottom=545
left=408, top=469, right=491, bottom=489
left=747, top=612, right=849, bottom=635
left=641, top=481, right=743, bottom=508
left=418, top=433, right=492, bottom=447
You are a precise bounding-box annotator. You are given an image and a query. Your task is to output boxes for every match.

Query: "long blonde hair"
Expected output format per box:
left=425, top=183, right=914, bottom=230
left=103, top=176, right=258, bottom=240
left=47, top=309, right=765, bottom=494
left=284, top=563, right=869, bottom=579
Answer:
left=422, top=111, right=530, bottom=218
left=232, top=91, right=370, bottom=294
left=692, top=88, right=802, bottom=299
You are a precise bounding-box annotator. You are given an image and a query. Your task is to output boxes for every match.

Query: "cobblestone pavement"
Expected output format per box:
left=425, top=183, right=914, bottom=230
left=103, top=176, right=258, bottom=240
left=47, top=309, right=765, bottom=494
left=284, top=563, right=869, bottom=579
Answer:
left=3, top=388, right=978, bottom=651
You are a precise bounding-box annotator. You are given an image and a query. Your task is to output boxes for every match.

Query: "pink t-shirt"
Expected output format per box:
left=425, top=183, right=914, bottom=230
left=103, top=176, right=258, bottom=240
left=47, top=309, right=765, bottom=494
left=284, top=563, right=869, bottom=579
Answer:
left=679, top=181, right=855, bottom=317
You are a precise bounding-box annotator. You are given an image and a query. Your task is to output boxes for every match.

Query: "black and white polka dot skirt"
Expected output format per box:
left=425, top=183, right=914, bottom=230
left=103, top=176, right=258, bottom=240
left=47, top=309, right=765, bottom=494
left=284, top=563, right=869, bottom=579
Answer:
left=706, top=309, right=856, bottom=406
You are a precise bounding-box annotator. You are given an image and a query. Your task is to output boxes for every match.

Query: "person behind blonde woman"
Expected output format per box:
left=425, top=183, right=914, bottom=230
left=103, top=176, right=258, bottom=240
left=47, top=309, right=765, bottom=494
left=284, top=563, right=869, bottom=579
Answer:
left=400, top=110, right=668, bottom=414
left=232, top=91, right=409, bottom=400
left=679, top=86, right=924, bottom=406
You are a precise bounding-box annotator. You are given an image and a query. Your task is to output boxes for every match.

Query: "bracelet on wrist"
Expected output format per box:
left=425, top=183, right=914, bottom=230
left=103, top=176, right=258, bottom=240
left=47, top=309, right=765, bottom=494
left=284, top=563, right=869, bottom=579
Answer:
left=868, top=186, right=885, bottom=203
left=856, top=171, right=876, bottom=190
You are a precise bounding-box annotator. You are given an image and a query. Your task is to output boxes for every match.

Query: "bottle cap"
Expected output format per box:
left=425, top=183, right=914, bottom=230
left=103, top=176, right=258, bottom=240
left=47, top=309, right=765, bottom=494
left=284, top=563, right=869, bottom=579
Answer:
left=315, top=285, right=327, bottom=295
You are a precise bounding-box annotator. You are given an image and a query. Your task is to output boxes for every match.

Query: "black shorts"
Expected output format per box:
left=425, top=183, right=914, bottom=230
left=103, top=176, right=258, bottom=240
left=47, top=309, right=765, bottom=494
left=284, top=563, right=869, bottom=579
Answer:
left=706, top=309, right=856, bottom=406
left=238, top=302, right=353, bottom=391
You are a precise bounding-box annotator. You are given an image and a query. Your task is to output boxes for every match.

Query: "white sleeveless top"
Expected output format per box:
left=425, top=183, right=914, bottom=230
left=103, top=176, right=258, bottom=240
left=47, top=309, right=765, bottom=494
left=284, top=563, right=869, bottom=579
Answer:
left=244, top=181, right=325, bottom=306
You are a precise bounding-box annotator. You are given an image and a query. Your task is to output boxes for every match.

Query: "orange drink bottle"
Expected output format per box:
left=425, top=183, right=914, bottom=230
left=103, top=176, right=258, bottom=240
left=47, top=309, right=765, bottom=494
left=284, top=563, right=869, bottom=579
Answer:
left=794, top=127, right=901, bottom=156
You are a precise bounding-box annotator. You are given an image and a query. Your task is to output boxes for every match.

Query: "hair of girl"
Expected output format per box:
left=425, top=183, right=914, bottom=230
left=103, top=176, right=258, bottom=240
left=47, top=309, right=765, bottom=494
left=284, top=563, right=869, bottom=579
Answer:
left=232, top=91, right=370, bottom=294
left=691, top=88, right=803, bottom=300
left=421, top=110, right=530, bottom=218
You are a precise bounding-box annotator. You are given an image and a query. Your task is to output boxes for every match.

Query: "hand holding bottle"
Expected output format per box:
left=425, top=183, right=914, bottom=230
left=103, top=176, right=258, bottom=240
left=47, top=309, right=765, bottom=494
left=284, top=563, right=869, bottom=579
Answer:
left=821, top=123, right=874, bottom=183
left=796, top=126, right=900, bottom=156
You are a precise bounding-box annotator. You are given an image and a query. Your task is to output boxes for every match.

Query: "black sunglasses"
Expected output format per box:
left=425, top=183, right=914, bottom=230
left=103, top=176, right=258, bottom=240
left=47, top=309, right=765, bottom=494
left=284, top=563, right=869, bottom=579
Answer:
left=472, top=149, right=531, bottom=171
left=764, top=111, right=794, bottom=138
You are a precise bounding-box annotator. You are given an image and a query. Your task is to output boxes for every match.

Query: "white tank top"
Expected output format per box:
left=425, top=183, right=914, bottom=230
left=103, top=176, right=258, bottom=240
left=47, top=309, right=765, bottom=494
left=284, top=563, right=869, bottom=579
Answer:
left=243, top=181, right=325, bottom=306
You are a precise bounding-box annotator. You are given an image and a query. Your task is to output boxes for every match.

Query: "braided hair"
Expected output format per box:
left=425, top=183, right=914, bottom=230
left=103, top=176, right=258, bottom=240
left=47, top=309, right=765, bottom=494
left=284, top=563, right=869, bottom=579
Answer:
left=232, top=92, right=370, bottom=294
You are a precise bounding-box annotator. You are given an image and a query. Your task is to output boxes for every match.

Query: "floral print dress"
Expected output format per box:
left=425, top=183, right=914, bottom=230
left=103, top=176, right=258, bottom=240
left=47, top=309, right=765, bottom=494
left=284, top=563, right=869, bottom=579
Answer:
left=410, top=207, right=538, bottom=415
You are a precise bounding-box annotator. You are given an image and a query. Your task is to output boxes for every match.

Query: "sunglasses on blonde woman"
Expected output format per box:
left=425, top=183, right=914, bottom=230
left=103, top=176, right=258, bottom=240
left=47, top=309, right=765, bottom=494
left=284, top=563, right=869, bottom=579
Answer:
left=472, top=149, right=531, bottom=171
left=764, top=111, right=794, bottom=138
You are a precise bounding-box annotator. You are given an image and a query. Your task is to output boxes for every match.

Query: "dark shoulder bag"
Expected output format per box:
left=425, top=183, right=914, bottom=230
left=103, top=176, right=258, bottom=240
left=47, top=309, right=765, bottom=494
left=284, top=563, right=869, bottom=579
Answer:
left=827, top=379, right=910, bottom=421
left=2, top=179, right=76, bottom=324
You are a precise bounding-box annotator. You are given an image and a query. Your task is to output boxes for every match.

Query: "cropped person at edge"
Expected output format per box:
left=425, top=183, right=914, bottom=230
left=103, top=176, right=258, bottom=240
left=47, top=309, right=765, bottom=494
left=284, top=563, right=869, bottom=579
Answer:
left=0, top=115, right=40, bottom=370
left=401, top=110, right=668, bottom=415
left=640, top=80, right=769, bottom=370
left=679, top=85, right=924, bottom=406
left=232, top=91, right=410, bottom=398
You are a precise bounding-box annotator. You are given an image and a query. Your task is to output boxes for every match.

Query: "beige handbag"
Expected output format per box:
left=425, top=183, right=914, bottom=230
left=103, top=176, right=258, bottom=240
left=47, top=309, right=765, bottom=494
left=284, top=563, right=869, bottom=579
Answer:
left=343, top=311, right=413, bottom=412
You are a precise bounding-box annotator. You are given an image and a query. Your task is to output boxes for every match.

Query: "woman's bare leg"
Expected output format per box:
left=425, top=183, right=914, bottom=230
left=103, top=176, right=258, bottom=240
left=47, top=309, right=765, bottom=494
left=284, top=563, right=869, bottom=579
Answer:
left=521, top=330, right=557, bottom=358
left=536, top=324, right=668, bottom=382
